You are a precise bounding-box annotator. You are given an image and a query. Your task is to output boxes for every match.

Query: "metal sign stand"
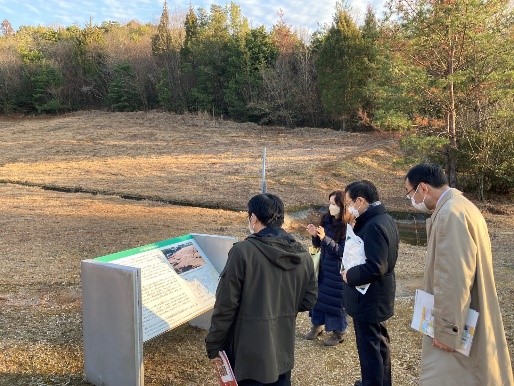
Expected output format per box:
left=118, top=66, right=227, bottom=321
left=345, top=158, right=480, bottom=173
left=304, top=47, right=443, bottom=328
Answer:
left=81, top=233, right=236, bottom=386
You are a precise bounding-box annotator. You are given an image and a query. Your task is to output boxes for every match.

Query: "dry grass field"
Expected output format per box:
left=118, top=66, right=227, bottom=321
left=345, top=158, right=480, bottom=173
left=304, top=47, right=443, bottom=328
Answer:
left=0, top=111, right=512, bottom=386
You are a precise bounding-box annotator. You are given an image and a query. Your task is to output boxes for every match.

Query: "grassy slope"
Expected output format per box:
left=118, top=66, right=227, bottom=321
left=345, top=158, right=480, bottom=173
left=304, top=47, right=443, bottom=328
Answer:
left=0, top=111, right=512, bottom=385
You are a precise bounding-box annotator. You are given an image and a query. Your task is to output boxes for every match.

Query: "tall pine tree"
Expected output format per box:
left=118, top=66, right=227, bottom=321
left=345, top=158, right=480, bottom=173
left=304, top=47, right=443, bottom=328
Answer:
left=316, top=6, right=369, bottom=130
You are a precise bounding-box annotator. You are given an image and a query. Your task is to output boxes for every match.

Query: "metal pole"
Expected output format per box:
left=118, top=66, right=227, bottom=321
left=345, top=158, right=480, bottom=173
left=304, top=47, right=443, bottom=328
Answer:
left=261, top=147, right=267, bottom=193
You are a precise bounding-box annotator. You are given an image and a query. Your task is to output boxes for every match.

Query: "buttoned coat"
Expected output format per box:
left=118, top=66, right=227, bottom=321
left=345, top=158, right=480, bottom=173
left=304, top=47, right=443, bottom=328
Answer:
left=311, top=215, right=346, bottom=317
left=420, top=188, right=513, bottom=386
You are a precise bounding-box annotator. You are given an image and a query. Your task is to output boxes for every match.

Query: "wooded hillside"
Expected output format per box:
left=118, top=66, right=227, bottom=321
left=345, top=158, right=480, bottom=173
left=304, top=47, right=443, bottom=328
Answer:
left=1, top=0, right=513, bottom=197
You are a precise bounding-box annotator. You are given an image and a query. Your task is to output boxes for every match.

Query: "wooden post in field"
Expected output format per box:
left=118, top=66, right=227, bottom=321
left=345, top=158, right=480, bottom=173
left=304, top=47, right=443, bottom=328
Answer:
left=261, top=147, right=267, bottom=193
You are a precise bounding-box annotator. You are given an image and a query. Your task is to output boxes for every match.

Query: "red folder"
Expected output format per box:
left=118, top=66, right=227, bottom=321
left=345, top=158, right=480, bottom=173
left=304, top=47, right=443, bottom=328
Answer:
left=214, top=350, right=238, bottom=386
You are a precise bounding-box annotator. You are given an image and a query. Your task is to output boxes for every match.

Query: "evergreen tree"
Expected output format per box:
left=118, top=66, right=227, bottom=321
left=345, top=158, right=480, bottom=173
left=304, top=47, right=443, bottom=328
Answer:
left=7, top=27, right=66, bottom=113
left=152, top=0, right=187, bottom=112
left=316, top=6, right=368, bottom=130
left=31, top=63, right=63, bottom=113
left=107, top=63, right=141, bottom=111
left=360, top=7, right=380, bottom=121
left=151, top=0, right=172, bottom=55
left=224, top=13, right=276, bottom=121
left=361, top=6, right=416, bottom=131
left=385, top=0, right=514, bottom=195
left=180, top=6, right=200, bottom=111
left=236, top=26, right=278, bottom=122
left=73, top=20, right=109, bottom=107
left=182, top=6, right=198, bottom=61
left=183, top=3, right=246, bottom=116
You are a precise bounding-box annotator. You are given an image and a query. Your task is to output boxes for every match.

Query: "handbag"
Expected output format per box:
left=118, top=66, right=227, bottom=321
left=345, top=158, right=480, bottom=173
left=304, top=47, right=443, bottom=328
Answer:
left=308, top=246, right=321, bottom=277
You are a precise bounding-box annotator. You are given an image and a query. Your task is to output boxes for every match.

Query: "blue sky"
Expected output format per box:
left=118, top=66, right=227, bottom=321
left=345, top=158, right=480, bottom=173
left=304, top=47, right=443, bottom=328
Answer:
left=0, top=0, right=386, bottom=32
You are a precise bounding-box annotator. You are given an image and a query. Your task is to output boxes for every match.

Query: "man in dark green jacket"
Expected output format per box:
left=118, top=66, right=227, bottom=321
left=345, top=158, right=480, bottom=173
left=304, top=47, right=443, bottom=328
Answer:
left=205, top=193, right=318, bottom=385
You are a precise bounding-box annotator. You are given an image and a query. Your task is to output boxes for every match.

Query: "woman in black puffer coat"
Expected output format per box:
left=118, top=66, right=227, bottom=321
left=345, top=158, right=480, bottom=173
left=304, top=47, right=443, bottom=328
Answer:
left=305, top=190, right=348, bottom=346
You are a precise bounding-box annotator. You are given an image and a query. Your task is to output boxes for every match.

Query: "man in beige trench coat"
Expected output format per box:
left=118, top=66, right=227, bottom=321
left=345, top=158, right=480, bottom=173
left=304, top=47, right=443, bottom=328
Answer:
left=405, top=163, right=513, bottom=386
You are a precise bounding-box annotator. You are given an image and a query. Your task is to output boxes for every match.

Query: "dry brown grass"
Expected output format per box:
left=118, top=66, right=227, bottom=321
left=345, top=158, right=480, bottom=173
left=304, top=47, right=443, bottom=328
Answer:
left=0, top=111, right=512, bottom=386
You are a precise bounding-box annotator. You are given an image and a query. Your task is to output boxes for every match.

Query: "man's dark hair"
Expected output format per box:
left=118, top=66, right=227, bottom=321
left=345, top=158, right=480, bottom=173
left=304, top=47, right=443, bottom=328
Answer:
left=405, top=163, right=448, bottom=188
left=345, top=180, right=380, bottom=203
left=247, top=193, right=285, bottom=227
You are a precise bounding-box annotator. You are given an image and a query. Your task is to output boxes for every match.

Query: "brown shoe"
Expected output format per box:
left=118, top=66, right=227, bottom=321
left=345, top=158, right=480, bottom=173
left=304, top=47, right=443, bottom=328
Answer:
left=323, top=330, right=345, bottom=346
left=304, top=324, right=324, bottom=340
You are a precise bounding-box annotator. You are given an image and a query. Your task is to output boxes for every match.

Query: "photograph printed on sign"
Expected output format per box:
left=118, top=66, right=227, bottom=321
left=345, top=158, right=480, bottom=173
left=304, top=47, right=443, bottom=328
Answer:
left=161, top=241, right=206, bottom=274
left=160, top=239, right=220, bottom=296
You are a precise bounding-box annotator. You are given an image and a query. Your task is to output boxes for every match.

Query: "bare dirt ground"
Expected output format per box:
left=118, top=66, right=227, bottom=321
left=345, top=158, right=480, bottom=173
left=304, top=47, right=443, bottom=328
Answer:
left=0, top=111, right=512, bottom=386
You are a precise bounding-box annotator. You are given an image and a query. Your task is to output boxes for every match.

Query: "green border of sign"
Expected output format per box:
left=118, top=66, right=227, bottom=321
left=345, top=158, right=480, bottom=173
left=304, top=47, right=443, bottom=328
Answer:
left=94, top=234, right=193, bottom=263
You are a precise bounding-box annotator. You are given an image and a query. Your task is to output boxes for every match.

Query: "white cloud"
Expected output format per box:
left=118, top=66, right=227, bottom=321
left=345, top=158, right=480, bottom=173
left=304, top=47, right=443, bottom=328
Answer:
left=0, top=4, right=15, bottom=15
left=24, top=2, right=42, bottom=15
left=226, top=0, right=342, bottom=31
left=1, top=0, right=387, bottom=32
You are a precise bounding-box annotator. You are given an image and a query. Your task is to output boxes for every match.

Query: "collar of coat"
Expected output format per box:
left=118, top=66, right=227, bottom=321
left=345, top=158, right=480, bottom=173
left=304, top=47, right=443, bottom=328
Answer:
left=252, top=226, right=295, bottom=241
left=431, top=188, right=462, bottom=221
left=354, top=203, right=387, bottom=230
left=426, top=188, right=462, bottom=236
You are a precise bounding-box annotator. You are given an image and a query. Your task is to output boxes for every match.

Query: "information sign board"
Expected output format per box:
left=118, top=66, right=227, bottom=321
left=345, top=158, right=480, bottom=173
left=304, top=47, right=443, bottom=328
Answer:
left=94, top=234, right=220, bottom=341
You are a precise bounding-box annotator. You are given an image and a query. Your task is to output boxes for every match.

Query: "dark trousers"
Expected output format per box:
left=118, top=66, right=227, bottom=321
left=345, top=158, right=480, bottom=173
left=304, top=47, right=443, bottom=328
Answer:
left=238, top=371, right=291, bottom=386
left=353, top=319, right=391, bottom=386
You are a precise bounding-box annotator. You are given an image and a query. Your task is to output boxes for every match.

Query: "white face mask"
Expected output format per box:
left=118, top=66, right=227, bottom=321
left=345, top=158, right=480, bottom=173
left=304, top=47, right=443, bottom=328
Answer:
left=348, top=204, right=361, bottom=219
left=329, top=204, right=340, bottom=216
left=248, top=215, right=255, bottom=234
left=410, top=186, right=431, bottom=213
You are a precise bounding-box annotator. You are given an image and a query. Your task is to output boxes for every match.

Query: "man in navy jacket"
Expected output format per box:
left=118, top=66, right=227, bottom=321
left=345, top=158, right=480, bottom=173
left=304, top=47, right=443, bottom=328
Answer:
left=341, top=180, right=399, bottom=386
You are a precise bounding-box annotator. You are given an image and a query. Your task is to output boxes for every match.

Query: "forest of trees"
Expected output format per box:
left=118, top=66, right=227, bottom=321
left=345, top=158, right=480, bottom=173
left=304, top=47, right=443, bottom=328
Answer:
left=0, top=0, right=512, bottom=197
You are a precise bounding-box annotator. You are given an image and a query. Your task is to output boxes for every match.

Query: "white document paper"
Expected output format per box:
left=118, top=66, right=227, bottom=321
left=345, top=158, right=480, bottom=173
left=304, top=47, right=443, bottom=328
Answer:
left=341, top=224, right=370, bottom=295
left=411, top=289, right=479, bottom=356
left=108, top=238, right=220, bottom=341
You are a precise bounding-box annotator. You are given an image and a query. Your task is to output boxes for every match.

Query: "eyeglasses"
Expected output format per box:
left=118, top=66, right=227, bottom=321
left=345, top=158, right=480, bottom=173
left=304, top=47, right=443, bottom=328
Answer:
left=405, top=184, right=419, bottom=199
left=343, top=200, right=353, bottom=207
